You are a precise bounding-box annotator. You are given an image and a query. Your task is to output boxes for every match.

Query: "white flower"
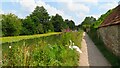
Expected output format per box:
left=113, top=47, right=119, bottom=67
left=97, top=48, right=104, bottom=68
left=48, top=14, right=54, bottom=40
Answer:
left=9, top=46, right=11, bottom=49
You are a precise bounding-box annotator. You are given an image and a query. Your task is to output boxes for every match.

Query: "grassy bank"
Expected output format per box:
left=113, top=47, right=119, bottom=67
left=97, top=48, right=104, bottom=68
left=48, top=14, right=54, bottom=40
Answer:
left=2, top=31, right=83, bottom=66
left=87, top=28, right=120, bottom=68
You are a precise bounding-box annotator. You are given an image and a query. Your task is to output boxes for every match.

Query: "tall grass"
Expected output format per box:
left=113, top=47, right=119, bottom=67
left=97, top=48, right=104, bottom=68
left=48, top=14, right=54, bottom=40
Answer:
left=2, top=31, right=83, bottom=66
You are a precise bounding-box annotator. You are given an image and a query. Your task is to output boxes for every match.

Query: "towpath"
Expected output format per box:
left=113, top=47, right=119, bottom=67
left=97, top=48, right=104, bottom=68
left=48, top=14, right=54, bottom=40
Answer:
left=79, top=32, right=111, bottom=66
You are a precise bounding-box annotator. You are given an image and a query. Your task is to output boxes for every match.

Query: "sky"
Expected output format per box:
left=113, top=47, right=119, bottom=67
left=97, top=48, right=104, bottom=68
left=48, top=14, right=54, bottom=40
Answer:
left=0, top=0, right=119, bottom=25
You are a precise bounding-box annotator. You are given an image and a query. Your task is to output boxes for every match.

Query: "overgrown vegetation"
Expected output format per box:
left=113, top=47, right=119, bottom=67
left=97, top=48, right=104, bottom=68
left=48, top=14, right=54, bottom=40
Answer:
left=78, top=16, right=96, bottom=31
left=88, top=28, right=120, bottom=68
left=2, top=31, right=83, bottom=66
left=92, top=9, right=113, bottom=28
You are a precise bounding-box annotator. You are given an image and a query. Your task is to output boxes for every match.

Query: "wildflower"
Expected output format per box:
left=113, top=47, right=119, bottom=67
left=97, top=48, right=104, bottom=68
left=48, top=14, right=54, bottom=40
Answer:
left=9, top=46, right=11, bottom=49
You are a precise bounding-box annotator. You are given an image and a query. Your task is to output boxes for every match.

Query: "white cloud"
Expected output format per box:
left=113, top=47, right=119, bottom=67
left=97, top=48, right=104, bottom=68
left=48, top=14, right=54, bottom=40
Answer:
left=67, top=2, right=90, bottom=13
left=19, top=0, right=36, bottom=12
left=98, top=2, right=118, bottom=14
left=37, top=0, right=73, bottom=20
left=43, top=0, right=98, bottom=3
left=19, top=0, right=73, bottom=20
left=74, top=0, right=98, bottom=4
left=99, top=2, right=118, bottom=11
left=75, top=12, right=87, bottom=25
left=98, top=0, right=119, bottom=2
left=0, top=9, right=4, bottom=14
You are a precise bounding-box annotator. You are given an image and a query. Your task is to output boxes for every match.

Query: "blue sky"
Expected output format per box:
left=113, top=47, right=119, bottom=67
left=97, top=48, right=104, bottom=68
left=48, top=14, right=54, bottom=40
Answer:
left=1, top=0, right=119, bottom=25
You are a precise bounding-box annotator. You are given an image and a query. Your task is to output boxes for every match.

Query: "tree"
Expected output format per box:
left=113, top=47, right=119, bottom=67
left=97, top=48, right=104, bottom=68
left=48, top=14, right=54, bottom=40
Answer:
left=2, top=13, right=22, bottom=36
left=30, top=6, right=50, bottom=33
left=81, top=16, right=96, bottom=31
left=35, top=23, right=44, bottom=34
left=21, top=16, right=36, bottom=35
left=0, top=14, right=2, bottom=36
left=65, top=19, right=75, bottom=30
left=43, top=22, right=54, bottom=33
left=30, top=6, right=50, bottom=24
left=50, top=14, right=65, bottom=32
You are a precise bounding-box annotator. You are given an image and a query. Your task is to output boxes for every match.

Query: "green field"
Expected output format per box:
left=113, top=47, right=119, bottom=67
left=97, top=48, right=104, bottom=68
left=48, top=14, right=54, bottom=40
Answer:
left=1, top=32, right=61, bottom=43
left=2, top=31, right=83, bottom=66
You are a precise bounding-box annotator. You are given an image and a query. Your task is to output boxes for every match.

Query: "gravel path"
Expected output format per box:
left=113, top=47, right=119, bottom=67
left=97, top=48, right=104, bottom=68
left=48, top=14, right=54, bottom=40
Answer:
left=79, top=32, right=111, bottom=66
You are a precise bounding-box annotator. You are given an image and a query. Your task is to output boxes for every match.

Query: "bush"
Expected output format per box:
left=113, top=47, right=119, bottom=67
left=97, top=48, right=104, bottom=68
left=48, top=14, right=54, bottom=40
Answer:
left=2, top=13, right=22, bottom=36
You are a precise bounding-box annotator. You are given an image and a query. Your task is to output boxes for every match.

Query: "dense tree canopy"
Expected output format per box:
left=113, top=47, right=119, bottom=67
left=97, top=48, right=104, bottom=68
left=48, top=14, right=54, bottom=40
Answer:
left=80, top=16, right=96, bottom=31
left=65, top=19, right=75, bottom=30
left=2, top=13, right=22, bottom=36
left=30, top=6, right=50, bottom=24
left=1, top=6, right=76, bottom=36
left=21, top=16, right=36, bottom=35
left=50, top=14, right=65, bottom=32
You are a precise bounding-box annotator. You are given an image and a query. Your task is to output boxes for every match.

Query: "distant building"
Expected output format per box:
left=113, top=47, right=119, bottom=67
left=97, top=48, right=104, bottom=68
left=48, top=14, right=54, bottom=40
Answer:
left=98, top=5, right=120, bottom=57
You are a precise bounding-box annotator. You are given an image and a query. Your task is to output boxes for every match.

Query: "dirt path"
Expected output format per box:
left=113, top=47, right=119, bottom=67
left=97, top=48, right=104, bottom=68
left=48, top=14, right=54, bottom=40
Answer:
left=79, top=32, right=111, bottom=66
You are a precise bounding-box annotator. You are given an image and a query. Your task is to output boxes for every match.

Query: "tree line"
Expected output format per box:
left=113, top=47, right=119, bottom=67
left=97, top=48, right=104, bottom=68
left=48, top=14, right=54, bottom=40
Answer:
left=78, top=9, right=113, bottom=31
left=1, top=6, right=76, bottom=37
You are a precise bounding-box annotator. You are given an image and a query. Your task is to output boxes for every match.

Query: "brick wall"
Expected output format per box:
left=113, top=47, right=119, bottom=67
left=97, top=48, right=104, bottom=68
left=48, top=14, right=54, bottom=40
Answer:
left=98, top=25, right=120, bottom=57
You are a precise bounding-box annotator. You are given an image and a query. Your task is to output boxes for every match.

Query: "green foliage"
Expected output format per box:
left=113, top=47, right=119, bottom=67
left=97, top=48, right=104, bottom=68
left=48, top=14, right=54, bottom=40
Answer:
left=43, top=22, right=54, bottom=33
left=2, top=32, right=83, bottom=66
left=65, top=19, right=75, bottom=30
left=30, top=6, right=50, bottom=24
left=50, top=14, right=64, bottom=32
left=2, top=13, right=22, bottom=36
left=21, top=16, right=36, bottom=35
left=1, top=6, right=76, bottom=36
left=81, top=16, right=96, bottom=25
left=80, top=16, right=96, bottom=31
left=92, top=9, right=113, bottom=28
